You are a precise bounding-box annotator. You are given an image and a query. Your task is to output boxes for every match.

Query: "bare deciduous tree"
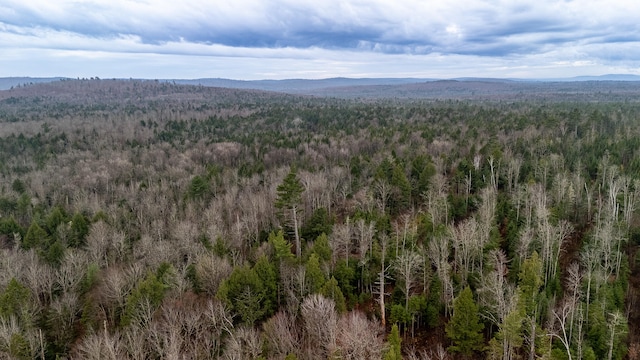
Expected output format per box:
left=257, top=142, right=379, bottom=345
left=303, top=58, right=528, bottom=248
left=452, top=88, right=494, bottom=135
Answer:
left=548, top=298, right=575, bottom=360
left=331, top=218, right=352, bottom=266
left=223, top=326, right=263, bottom=360
left=478, top=249, right=514, bottom=327
left=394, top=250, right=423, bottom=310
left=0, top=249, right=23, bottom=289
left=204, top=299, right=234, bottom=357
left=373, top=179, right=391, bottom=214
left=607, top=311, right=628, bottom=360
left=48, top=292, right=81, bottom=353
left=194, top=253, right=232, bottom=296
left=72, top=322, right=123, bottom=360
left=280, top=264, right=308, bottom=314
left=86, top=220, right=119, bottom=267
left=120, top=323, right=148, bottom=360
left=301, top=294, right=338, bottom=359
left=423, top=173, right=449, bottom=227
left=263, top=311, right=300, bottom=359
left=505, top=153, right=522, bottom=194
left=336, top=311, right=384, bottom=360
left=516, top=225, right=535, bottom=267
left=565, top=262, right=582, bottom=345
left=478, top=187, right=497, bottom=245
left=355, top=218, right=375, bottom=265
left=412, top=343, right=449, bottom=360
left=374, top=234, right=391, bottom=327
left=22, top=250, right=56, bottom=306
left=142, top=295, right=217, bottom=359
left=428, top=234, right=454, bottom=314
left=57, top=249, right=89, bottom=295
left=450, top=217, right=480, bottom=286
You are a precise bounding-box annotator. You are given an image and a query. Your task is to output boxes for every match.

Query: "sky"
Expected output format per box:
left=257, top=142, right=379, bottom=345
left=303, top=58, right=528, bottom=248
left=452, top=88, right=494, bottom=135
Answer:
left=1, top=0, right=639, bottom=80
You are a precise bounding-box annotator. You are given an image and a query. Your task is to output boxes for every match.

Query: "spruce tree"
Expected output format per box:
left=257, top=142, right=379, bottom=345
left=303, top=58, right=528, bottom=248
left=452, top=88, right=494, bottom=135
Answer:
left=275, top=167, right=304, bottom=258
left=305, top=253, right=326, bottom=294
left=384, top=323, right=402, bottom=360
left=320, top=277, right=347, bottom=313
left=69, top=212, right=89, bottom=247
left=446, top=286, right=484, bottom=357
left=269, top=230, right=294, bottom=263
left=23, top=221, right=48, bottom=250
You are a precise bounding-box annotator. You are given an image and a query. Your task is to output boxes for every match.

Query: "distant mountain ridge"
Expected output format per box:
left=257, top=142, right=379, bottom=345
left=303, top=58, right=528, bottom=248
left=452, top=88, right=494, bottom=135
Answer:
left=167, top=77, right=434, bottom=92
left=564, top=74, right=640, bottom=81
left=1, top=74, right=639, bottom=91
left=0, top=77, right=66, bottom=90
left=1, top=75, right=640, bottom=101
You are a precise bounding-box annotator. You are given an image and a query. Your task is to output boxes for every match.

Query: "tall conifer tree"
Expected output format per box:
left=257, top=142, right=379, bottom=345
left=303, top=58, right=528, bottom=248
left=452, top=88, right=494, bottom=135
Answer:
left=446, top=287, right=484, bottom=357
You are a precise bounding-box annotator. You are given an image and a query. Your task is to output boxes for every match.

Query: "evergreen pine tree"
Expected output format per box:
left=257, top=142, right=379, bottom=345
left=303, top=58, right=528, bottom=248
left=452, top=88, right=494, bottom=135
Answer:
left=275, top=167, right=304, bottom=258
left=305, top=253, right=326, bottom=294
left=384, top=323, right=402, bottom=360
left=446, top=287, right=484, bottom=357
left=320, top=277, right=347, bottom=313
left=23, top=221, right=48, bottom=250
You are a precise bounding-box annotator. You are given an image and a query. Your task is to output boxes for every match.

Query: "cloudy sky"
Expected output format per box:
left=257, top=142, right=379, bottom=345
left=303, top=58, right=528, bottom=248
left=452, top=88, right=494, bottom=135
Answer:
left=1, top=0, right=639, bottom=79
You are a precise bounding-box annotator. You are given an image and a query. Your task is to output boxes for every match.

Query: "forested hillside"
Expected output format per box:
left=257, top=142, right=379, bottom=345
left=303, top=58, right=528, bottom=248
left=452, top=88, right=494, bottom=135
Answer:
left=0, top=79, right=639, bottom=359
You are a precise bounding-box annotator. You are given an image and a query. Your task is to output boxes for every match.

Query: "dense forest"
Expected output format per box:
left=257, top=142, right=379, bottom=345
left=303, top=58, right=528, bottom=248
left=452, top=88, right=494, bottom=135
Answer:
left=0, top=79, right=639, bottom=359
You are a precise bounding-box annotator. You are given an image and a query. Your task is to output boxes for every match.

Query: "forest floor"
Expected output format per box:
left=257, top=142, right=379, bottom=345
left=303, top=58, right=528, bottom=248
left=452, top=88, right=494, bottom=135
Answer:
left=403, top=325, right=447, bottom=357
left=558, top=225, right=587, bottom=286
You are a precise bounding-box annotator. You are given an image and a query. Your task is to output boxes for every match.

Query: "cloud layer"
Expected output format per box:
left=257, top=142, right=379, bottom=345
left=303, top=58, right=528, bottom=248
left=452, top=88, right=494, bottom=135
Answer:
left=1, top=0, right=639, bottom=79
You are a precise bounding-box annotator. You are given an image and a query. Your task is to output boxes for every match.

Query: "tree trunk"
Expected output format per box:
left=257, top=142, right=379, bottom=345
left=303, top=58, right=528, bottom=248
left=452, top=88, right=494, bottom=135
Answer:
left=608, top=323, right=615, bottom=360
left=293, top=206, right=301, bottom=258
left=528, top=318, right=536, bottom=360
left=380, top=237, right=387, bottom=327
left=379, top=268, right=386, bottom=327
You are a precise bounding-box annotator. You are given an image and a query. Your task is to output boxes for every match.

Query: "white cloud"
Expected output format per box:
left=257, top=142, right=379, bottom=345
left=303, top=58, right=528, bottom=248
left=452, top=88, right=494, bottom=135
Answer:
left=1, top=0, right=640, bottom=78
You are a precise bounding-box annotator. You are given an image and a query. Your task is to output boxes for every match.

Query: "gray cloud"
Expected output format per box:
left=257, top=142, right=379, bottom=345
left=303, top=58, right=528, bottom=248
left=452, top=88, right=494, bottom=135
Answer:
left=0, top=0, right=639, bottom=78
left=1, top=0, right=628, bottom=53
